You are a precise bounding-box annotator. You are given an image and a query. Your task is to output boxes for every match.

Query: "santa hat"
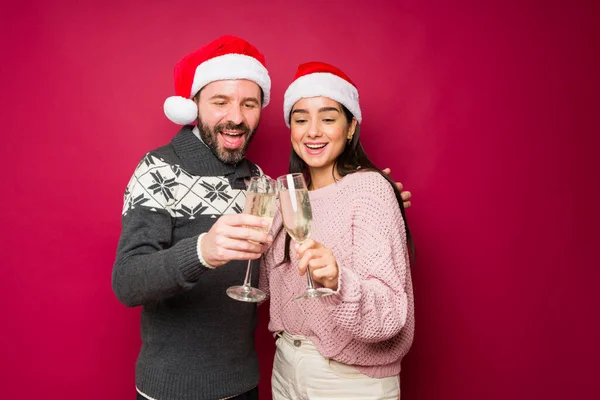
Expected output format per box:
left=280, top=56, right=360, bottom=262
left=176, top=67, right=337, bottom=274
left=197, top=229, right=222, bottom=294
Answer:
left=163, top=35, right=271, bottom=125
left=283, top=61, right=361, bottom=127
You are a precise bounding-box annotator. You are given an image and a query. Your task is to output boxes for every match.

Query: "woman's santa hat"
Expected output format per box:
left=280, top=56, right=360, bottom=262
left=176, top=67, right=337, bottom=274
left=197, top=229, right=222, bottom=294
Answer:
left=163, top=35, right=271, bottom=125
left=283, top=61, right=362, bottom=127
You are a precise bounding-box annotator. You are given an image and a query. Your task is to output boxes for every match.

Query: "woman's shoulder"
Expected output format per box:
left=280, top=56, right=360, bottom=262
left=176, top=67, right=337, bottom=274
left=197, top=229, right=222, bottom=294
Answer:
left=311, top=170, right=393, bottom=204
left=344, top=170, right=393, bottom=192
left=341, top=170, right=398, bottom=206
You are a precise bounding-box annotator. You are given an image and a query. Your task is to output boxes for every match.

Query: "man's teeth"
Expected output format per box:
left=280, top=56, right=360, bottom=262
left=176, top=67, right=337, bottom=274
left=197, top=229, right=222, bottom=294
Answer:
left=306, top=143, right=327, bottom=149
left=222, top=131, right=243, bottom=136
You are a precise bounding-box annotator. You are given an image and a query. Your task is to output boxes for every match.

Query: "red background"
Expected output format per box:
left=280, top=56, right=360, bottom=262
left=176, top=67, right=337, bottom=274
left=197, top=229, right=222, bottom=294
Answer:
left=2, top=0, right=598, bottom=399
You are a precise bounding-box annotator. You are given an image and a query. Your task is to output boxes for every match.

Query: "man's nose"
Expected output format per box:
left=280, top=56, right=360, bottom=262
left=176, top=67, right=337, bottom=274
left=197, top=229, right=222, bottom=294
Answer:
left=226, top=105, right=244, bottom=125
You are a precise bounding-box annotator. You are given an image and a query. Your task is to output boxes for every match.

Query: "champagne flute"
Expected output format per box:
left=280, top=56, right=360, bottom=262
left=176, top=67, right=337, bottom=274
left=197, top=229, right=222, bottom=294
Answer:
left=226, top=176, right=276, bottom=302
left=277, top=173, right=333, bottom=301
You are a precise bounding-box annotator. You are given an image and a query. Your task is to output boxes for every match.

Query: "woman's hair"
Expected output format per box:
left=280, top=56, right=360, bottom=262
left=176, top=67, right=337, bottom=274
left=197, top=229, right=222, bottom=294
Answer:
left=274, top=102, right=415, bottom=265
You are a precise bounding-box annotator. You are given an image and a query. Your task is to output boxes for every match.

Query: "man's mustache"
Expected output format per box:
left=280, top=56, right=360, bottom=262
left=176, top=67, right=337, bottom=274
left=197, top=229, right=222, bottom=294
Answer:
left=216, top=122, right=251, bottom=135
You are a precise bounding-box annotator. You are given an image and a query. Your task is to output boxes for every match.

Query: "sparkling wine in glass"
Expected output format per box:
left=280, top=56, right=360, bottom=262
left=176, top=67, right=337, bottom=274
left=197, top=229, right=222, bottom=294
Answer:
left=277, top=173, right=333, bottom=301
left=226, top=176, right=276, bottom=302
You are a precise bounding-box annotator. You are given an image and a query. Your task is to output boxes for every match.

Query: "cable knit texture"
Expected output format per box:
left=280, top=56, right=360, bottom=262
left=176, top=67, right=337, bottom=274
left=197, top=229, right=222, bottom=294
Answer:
left=260, top=171, right=414, bottom=378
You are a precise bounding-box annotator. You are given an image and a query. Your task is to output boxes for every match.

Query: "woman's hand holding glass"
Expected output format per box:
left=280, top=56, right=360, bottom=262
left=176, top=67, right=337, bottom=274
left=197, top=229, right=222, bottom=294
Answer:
left=295, top=238, right=339, bottom=291
left=277, top=173, right=334, bottom=300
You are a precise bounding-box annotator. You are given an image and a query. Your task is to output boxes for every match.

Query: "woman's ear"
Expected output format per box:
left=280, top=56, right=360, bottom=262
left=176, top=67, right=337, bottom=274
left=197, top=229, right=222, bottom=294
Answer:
left=347, top=118, right=358, bottom=140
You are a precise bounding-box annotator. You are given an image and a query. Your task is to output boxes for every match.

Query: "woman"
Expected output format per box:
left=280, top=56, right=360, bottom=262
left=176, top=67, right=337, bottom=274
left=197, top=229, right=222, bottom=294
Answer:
left=260, top=62, right=415, bottom=399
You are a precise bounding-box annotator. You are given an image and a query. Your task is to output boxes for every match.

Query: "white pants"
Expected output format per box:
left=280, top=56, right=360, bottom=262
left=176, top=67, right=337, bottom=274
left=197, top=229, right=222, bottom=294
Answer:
left=272, top=332, right=400, bottom=400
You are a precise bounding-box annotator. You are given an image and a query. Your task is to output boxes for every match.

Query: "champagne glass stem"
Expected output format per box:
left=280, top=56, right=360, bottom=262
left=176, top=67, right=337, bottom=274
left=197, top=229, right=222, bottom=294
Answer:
left=293, top=239, right=333, bottom=301
left=305, top=265, right=316, bottom=290
left=242, top=260, right=253, bottom=288
left=300, top=241, right=316, bottom=290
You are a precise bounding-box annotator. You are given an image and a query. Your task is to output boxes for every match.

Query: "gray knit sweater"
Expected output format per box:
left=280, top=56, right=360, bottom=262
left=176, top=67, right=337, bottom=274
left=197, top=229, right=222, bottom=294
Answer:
left=112, top=126, right=262, bottom=400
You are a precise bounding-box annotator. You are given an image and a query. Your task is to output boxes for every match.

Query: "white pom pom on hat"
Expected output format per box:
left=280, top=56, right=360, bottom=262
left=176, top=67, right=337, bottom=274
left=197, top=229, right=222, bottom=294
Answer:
left=163, top=96, right=198, bottom=125
left=163, top=35, right=271, bottom=125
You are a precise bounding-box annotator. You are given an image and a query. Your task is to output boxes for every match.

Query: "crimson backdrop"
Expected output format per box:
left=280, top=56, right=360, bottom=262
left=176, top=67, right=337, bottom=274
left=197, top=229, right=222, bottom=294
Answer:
left=2, top=1, right=598, bottom=399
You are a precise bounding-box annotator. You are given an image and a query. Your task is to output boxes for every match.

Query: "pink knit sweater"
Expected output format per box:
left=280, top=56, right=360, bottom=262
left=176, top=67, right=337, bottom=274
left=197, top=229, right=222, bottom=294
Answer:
left=260, top=171, right=414, bottom=378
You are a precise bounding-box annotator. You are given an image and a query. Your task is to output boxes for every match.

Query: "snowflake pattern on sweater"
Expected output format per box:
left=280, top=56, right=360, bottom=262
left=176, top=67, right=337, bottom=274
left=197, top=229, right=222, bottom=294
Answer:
left=122, top=153, right=246, bottom=218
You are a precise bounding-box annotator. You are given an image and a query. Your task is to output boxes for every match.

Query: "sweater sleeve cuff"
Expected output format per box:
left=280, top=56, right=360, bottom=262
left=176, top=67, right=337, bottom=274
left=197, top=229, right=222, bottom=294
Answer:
left=174, top=235, right=207, bottom=282
left=321, top=267, right=362, bottom=308
left=197, top=233, right=217, bottom=269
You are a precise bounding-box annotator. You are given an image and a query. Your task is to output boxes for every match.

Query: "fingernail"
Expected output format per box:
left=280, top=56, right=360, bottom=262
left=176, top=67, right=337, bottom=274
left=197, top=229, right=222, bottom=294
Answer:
left=262, top=219, right=270, bottom=227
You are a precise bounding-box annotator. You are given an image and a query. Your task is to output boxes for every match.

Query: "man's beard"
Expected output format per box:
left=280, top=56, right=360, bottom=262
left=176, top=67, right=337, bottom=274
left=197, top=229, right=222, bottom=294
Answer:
left=197, top=118, right=257, bottom=165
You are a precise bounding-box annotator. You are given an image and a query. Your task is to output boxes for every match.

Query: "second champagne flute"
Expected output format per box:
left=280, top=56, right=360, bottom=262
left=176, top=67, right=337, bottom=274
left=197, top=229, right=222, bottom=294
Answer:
left=226, top=176, right=276, bottom=302
left=277, top=173, right=333, bottom=301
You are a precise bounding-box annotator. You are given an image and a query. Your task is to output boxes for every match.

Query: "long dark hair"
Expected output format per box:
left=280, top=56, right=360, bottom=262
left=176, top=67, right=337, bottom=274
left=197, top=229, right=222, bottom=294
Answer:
left=275, top=104, right=415, bottom=265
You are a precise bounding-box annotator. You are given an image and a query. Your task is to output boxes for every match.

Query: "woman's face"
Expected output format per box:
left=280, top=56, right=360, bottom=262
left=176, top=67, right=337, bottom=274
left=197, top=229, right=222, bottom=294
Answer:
left=290, top=96, right=357, bottom=173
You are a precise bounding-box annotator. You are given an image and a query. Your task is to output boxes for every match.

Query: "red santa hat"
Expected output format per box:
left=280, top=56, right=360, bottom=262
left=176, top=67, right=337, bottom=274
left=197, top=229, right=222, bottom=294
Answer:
left=283, top=61, right=362, bottom=127
left=163, top=35, right=271, bottom=125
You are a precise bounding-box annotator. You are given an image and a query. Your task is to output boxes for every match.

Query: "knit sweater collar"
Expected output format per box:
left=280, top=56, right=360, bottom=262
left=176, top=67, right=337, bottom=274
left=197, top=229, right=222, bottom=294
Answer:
left=170, top=125, right=253, bottom=189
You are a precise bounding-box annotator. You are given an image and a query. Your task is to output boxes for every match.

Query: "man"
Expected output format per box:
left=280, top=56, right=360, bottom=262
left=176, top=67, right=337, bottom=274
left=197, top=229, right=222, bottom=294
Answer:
left=112, top=35, right=412, bottom=400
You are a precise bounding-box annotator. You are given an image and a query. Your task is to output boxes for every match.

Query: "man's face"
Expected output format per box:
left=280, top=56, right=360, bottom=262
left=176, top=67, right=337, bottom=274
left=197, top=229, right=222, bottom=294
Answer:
left=196, top=79, right=262, bottom=165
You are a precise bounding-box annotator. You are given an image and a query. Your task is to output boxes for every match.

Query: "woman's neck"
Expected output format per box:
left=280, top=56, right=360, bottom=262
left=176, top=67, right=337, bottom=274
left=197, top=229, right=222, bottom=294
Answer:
left=308, top=165, right=341, bottom=190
